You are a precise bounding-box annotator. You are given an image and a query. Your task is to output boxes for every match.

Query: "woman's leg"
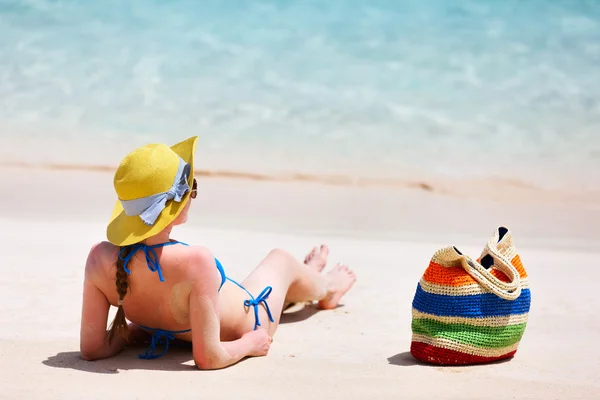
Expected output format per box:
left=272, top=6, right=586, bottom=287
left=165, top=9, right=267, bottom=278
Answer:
left=240, top=245, right=356, bottom=335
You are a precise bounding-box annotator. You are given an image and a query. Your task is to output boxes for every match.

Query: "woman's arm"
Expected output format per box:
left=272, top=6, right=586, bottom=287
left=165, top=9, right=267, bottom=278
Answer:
left=79, top=244, right=130, bottom=360
left=188, top=248, right=270, bottom=370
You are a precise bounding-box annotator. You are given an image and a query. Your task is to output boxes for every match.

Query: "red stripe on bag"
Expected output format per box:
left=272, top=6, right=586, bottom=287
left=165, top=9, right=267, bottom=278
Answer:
left=410, top=341, right=517, bottom=365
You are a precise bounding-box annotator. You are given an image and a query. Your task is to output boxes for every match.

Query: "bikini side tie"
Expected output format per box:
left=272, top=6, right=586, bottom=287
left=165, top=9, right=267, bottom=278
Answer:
left=243, top=286, right=275, bottom=330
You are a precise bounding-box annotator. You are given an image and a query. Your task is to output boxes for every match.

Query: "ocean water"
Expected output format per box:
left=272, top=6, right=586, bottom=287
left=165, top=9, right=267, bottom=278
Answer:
left=1, top=0, right=599, bottom=189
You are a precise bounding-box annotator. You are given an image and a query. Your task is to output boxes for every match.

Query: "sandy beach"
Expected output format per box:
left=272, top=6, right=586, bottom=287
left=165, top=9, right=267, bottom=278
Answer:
left=0, top=165, right=599, bottom=400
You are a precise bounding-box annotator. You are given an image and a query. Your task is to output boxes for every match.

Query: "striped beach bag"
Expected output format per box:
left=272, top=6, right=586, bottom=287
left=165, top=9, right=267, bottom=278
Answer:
left=410, top=226, right=530, bottom=365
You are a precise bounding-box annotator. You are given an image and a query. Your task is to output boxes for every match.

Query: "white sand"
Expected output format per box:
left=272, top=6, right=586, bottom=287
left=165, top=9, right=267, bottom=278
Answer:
left=1, top=166, right=599, bottom=400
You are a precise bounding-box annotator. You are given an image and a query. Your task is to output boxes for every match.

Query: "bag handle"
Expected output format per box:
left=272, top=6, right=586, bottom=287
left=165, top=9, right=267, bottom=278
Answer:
left=455, top=237, right=522, bottom=301
left=481, top=235, right=521, bottom=292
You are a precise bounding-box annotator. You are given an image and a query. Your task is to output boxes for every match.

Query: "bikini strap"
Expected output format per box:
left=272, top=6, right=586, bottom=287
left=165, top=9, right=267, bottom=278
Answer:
left=137, top=325, right=192, bottom=359
left=214, top=258, right=227, bottom=290
left=118, top=241, right=187, bottom=282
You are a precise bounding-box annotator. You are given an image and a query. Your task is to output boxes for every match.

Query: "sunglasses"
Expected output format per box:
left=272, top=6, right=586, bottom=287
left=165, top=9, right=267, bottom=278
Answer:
left=190, top=178, right=198, bottom=199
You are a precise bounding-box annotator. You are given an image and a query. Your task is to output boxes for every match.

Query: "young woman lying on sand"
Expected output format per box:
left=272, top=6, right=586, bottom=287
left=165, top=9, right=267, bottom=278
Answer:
left=80, top=136, right=356, bottom=369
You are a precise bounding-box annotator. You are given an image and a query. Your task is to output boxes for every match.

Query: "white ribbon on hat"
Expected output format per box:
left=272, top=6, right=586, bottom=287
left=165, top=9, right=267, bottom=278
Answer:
left=120, top=157, right=191, bottom=226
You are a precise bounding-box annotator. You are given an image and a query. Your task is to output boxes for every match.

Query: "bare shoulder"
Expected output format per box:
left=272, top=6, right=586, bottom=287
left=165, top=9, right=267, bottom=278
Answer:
left=84, top=241, right=117, bottom=280
left=179, top=245, right=221, bottom=292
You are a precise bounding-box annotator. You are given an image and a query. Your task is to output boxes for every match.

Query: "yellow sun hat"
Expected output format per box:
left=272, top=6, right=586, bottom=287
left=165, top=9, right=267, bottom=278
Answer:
left=106, top=136, right=198, bottom=246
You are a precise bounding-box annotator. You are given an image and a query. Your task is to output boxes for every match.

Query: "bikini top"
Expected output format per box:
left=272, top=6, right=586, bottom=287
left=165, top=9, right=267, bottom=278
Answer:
left=119, top=240, right=227, bottom=290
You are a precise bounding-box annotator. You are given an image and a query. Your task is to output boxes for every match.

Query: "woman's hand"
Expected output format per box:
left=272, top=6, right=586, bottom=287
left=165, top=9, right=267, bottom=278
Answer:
left=243, top=329, right=272, bottom=357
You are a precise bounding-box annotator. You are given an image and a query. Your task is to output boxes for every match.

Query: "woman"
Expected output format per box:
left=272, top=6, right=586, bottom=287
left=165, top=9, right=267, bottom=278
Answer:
left=79, top=136, right=356, bottom=369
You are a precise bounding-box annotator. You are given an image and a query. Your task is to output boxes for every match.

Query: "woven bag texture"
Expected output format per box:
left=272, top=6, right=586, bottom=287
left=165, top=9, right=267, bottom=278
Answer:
left=410, top=227, right=531, bottom=365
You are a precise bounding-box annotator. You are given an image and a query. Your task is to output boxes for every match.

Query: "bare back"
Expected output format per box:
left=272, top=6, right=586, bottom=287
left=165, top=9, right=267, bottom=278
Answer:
left=85, top=241, right=252, bottom=342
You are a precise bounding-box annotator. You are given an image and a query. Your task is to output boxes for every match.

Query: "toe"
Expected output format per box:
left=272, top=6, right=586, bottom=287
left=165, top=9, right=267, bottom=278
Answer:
left=305, top=247, right=318, bottom=263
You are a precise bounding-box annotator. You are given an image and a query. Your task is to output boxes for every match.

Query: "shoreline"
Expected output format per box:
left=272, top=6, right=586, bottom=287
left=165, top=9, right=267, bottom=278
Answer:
left=2, top=161, right=599, bottom=207
left=1, top=165, right=597, bottom=252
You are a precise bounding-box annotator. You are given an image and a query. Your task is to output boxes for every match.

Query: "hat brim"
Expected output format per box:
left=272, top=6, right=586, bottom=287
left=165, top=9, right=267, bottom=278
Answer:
left=106, top=136, right=198, bottom=246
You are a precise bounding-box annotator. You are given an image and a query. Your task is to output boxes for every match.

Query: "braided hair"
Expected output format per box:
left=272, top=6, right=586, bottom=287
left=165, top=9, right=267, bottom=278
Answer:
left=106, top=246, right=133, bottom=343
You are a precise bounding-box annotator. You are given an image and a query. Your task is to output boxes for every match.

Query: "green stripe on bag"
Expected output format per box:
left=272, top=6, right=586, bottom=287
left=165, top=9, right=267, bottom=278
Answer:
left=412, top=318, right=527, bottom=349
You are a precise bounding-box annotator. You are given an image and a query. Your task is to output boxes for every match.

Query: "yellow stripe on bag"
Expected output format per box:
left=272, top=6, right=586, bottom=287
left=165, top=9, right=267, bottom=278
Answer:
left=412, top=309, right=529, bottom=327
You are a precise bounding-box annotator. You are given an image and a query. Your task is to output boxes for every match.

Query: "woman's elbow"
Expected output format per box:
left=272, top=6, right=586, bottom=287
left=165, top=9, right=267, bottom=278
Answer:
left=194, top=360, right=211, bottom=370
left=79, top=350, right=98, bottom=361
left=79, top=343, right=105, bottom=361
left=194, top=355, right=224, bottom=370
left=194, top=358, right=215, bottom=370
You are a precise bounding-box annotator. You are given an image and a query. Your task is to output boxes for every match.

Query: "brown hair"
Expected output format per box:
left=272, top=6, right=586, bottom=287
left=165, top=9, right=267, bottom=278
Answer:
left=106, top=246, right=133, bottom=344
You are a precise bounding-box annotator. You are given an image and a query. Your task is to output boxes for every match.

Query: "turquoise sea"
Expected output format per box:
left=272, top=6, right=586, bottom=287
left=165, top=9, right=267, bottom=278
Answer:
left=1, top=0, right=599, bottom=189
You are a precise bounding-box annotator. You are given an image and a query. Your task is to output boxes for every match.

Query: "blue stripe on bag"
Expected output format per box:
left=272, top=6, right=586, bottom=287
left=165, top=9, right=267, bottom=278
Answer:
left=412, top=284, right=531, bottom=318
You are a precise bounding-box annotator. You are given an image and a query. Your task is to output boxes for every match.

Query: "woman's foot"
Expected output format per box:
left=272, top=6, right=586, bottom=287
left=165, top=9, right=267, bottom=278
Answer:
left=318, top=263, right=357, bottom=310
left=304, top=245, right=329, bottom=273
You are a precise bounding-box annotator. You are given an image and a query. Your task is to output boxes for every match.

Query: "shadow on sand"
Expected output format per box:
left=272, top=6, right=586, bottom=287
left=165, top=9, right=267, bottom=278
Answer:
left=42, top=340, right=201, bottom=374
left=387, top=351, right=515, bottom=368
left=279, top=301, right=324, bottom=324
left=387, top=352, right=422, bottom=366
left=43, top=305, right=324, bottom=374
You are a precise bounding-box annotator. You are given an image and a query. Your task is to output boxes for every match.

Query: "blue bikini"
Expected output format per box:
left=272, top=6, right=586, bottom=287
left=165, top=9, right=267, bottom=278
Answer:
left=118, top=241, right=275, bottom=359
